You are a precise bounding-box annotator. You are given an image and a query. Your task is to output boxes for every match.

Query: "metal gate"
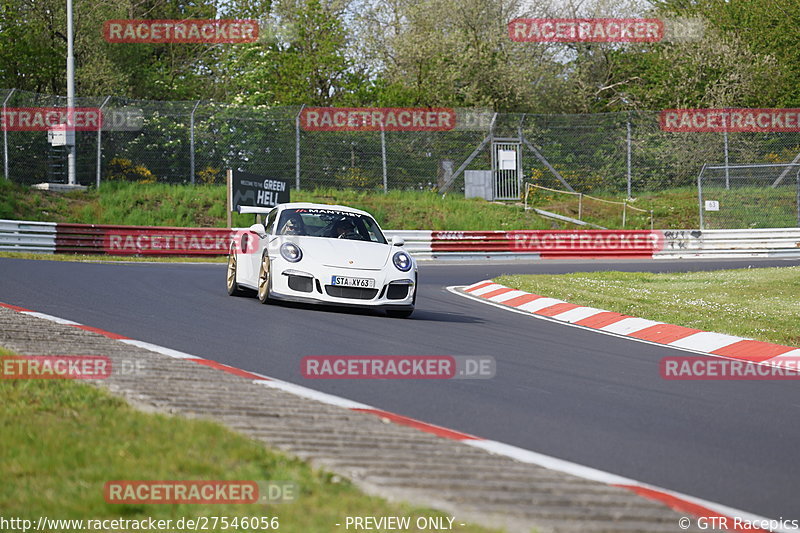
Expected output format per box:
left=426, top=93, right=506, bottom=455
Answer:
left=491, top=140, right=521, bottom=200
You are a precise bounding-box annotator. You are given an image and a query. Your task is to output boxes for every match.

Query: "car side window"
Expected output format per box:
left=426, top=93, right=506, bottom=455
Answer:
left=265, top=209, right=278, bottom=234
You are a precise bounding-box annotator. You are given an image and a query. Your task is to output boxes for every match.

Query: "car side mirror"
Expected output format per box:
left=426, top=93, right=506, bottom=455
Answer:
left=391, top=236, right=405, bottom=247
left=249, top=223, right=267, bottom=238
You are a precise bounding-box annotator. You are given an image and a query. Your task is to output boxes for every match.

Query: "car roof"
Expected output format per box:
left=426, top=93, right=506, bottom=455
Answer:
left=278, top=202, right=372, bottom=217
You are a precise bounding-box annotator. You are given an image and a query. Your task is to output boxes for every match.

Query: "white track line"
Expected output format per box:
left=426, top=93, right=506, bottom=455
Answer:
left=119, top=339, right=202, bottom=360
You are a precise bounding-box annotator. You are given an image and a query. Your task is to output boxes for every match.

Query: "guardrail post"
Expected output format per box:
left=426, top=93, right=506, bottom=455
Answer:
left=96, top=95, right=111, bottom=189
left=2, top=88, right=15, bottom=180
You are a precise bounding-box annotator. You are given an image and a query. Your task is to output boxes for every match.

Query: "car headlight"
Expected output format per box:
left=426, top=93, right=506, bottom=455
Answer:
left=392, top=251, right=412, bottom=272
left=280, top=242, right=303, bottom=262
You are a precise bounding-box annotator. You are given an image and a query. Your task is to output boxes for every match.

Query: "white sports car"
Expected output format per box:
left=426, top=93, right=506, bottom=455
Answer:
left=226, top=202, right=417, bottom=318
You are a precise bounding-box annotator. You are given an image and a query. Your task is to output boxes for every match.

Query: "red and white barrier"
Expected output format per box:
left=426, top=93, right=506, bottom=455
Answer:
left=431, top=230, right=663, bottom=258
left=1, top=220, right=798, bottom=260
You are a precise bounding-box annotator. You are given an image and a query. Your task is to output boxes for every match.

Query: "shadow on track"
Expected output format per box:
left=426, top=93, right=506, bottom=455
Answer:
left=262, top=298, right=484, bottom=324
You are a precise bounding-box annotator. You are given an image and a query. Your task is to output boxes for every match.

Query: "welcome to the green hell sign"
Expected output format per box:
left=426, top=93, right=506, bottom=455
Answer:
left=230, top=170, right=291, bottom=211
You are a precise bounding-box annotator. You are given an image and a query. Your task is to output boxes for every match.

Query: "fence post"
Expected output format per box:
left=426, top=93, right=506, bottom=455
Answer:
left=697, top=163, right=706, bottom=230
left=189, top=100, right=200, bottom=184
left=578, top=193, right=583, bottom=220
left=2, top=88, right=14, bottom=180
left=722, top=111, right=730, bottom=189
left=295, top=104, right=304, bottom=191
left=626, top=115, right=632, bottom=198
left=723, top=130, right=730, bottom=189
left=381, top=125, right=387, bottom=193
left=96, top=95, right=111, bottom=189
left=796, top=167, right=800, bottom=227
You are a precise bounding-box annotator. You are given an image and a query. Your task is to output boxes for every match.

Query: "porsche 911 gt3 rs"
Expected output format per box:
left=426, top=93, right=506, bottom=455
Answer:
left=226, top=203, right=417, bottom=318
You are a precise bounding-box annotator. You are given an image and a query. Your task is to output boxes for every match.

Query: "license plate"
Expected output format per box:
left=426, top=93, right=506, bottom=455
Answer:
left=331, top=276, right=375, bottom=288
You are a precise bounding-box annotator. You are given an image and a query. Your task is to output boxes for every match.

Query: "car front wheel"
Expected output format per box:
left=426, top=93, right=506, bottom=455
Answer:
left=257, top=253, right=273, bottom=304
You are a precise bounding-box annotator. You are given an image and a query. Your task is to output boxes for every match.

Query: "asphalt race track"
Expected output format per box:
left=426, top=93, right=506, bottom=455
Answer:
left=1, top=256, right=798, bottom=521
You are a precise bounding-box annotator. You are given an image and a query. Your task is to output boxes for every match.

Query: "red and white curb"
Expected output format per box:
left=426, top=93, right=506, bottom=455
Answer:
left=0, top=300, right=783, bottom=532
left=456, top=280, right=800, bottom=369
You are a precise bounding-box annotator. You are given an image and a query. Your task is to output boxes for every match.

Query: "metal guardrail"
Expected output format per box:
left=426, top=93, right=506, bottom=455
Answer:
left=1, top=220, right=799, bottom=260
left=0, top=220, right=57, bottom=253
left=656, top=228, right=800, bottom=259
left=0, top=220, right=435, bottom=257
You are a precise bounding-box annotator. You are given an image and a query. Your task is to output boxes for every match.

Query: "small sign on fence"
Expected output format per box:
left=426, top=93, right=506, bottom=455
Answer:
left=47, top=125, right=74, bottom=147
left=704, top=200, right=720, bottom=212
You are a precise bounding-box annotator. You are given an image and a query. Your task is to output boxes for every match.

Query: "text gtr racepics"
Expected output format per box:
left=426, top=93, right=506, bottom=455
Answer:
left=226, top=203, right=418, bottom=318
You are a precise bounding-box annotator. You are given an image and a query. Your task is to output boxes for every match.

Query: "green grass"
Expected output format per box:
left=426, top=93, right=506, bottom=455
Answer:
left=294, top=187, right=554, bottom=230
left=524, top=186, right=699, bottom=229
left=0, top=348, right=501, bottom=532
left=1, top=179, right=700, bottom=230
left=495, top=267, right=800, bottom=347
left=4, top=179, right=792, bottom=230
left=0, top=180, right=251, bottom=228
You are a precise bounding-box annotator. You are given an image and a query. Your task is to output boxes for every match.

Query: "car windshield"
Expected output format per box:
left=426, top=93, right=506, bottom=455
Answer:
left=275, top=208, right=387, bottom=244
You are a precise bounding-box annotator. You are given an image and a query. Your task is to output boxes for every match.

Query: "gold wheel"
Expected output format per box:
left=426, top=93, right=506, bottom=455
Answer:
left=226, top=249, right=244, bottom=296
left=257, top=254, right=271, bottom=304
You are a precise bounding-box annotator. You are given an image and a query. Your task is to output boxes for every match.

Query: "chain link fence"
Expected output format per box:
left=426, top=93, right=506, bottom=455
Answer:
left=698, top=163, right=800, bottom=229
left=3, top=88, right=800, bottom=225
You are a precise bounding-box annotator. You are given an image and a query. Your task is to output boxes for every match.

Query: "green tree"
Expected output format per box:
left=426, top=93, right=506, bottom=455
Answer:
left=225, top=0, right=361, bottom=106
left=353, top=0, right=567, bottom=111
left=0, top=0, right=272, bottom=100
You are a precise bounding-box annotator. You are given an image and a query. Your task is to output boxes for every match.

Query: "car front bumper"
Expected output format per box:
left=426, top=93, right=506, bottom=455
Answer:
left=269, top=262, right=416, bottom=309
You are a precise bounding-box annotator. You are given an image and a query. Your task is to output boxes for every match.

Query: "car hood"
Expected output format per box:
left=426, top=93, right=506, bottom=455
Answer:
left=287, top=237, right=392, bottom=270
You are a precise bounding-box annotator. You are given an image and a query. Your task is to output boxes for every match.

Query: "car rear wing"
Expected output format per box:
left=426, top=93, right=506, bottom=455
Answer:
left=237, top=206, right=275, bottom=215
left=238, top=205, right=275, bottom=223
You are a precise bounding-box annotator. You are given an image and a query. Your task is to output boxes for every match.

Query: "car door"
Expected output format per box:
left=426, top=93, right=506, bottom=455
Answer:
left=242, top=208, right=277, bottom=286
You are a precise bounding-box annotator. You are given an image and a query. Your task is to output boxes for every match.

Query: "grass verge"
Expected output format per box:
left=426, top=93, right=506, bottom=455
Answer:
left=0, top=348, right=499, bottom=532
left=0, top=179, right=699, bottom=230
left=494, top=267, right=800, bottom=347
